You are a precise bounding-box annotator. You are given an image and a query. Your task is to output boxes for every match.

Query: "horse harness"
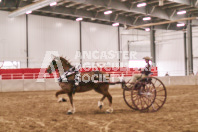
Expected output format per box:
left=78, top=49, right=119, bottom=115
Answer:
left=58, top=65, right=81, bottom=94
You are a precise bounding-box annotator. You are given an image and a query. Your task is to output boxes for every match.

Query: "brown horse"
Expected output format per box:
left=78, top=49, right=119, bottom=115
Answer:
left=46, top=56, right=113, bottom=114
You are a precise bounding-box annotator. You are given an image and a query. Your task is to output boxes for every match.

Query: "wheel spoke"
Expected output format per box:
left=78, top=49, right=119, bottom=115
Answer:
left=140, top=97, right=145, bottom=109
left=155, top=97, right=165, bottom=102
left=156, top=83, right=162, bottom=88
left=149, top=84, right=152, bottom=91
left=143, top=95, right=154, bottom=104
left=137, top=96, right=141, bottom=106
left=153, top=100, right=160, bottom=107
left=133, top=96, right=139, bottom=102
left=156, top=89, right=165, bottom=92
left=152, top=104, right=157, bottom=110
left=156, top=95, right=166, bottom=97
left=153, top=79, right=157, bottom=85
left=142, top=96, right=149, bottom=107
left=142, top=96, right=150, bottom=103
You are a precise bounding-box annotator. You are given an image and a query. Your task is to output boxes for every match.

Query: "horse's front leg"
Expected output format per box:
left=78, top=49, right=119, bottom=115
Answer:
left=67, top=93, right=75, bottom=114
left=55, top=89, right=67, bottom=102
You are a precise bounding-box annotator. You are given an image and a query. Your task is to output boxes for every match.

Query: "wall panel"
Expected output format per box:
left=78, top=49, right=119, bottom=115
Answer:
left=192, top=27, right=198, bottom=75
left=81, top=22, right=118, bottom=67
left=156, top=30, right=185, bottom=76
left=28, top=15, right=80, bottom=68
left=0, top=11, right=26, bottom=68
left=120, top=28, right=150, bottom=67
left=1, top=80, right=24, bottom=92
left=24, top=79, right=45, bottom=91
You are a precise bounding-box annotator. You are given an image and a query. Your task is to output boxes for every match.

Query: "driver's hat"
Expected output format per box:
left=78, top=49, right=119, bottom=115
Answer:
left=143, top=56, right=152, bottom=60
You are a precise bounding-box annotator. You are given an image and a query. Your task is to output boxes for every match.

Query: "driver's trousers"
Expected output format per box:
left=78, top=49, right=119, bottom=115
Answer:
left=128, top=74, right=147, bottom=84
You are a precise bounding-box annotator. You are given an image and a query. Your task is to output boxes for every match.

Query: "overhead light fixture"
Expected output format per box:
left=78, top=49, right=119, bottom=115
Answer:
left=104, top=10, right=112, bottom=15
left=177, top=10, right=186, bottom=15
left=50, top=2, right=57, bottom=6
left=112, top=23, right=119, bottom=26
left=145, top=28, right=150, bottom=31
left=143, top=17, right=151, bottom=21
left=159, top=0, right=164, bottom=6
left=177, top=23, right=185, bottom=27
left=9, top=0, right=58, bottom=18
left=26, top=11, right=32, bottom=14
left=137, top=3, right=147, bottom=7
left=76, top=17, right=83, bottom=21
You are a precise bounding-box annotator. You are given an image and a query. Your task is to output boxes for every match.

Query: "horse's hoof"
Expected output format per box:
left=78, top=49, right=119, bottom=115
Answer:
left=105, top=111, right=111, bottom=114
left=105, top=109, right=113, bottom=114
left=99, top=105, right=103, bottom=109
left=57, top=98, right=67, bottom=103
left=98, top=101, right=104, bottom=109
left=105, top=111, right=113, bottom=114
left=67, top=109, right=75, bottom=115
left=67, top=112, right=73, bottom=115
left=62, top=98, right=67, bottom=102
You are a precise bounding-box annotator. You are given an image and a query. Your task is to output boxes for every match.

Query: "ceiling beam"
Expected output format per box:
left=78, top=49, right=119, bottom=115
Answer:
left=38, top=6, right=182, bottom=30
left=38, top=6, right=134, bottom=25
left=8, top=0, right=58, bottom=18
left=127, top=17, right=198, bottom=29
left=64, top=0, right=187, bottom=21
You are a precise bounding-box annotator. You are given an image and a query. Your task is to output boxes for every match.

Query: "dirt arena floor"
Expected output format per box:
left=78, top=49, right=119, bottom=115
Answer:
left=0, top=85, right=198, bottom=132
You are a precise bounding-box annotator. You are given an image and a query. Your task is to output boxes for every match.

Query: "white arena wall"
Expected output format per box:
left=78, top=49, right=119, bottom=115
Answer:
left=0, top=11, right=27, bottom=68
left=81, top=22, right=119, bottom=66
left=192, top=27, right=198, bottom=75
left=120, top=28, right=150, bottom=67
left=28, top=15, right=80, bottom=67
left=0, top=79, right=59, bottom=92
left=155, top=30, right=185, bottom=76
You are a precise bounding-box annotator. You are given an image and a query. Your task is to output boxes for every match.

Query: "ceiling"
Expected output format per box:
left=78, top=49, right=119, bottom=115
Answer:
left=1, top=0, right=198, bottom=30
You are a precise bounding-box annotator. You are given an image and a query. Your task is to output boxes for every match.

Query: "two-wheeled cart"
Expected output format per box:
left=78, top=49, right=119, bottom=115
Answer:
left=111, top=76, right=167, bottom=112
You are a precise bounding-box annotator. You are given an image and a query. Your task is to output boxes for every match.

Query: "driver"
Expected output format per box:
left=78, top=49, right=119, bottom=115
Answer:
left=126, top=56, right=152, bottom=88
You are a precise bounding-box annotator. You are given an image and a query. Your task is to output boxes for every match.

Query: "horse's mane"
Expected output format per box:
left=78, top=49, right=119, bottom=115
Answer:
left=59, top=56, right=73, bottom=68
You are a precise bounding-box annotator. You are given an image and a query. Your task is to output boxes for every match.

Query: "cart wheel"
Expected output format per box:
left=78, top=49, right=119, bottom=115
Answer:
left=123, top=88, right=138, bottom=110
left=147, top=77, right=167, bottom=112
left=131, top=77, right=156, bottom=111
left=122, top=81, right=138, bottom=110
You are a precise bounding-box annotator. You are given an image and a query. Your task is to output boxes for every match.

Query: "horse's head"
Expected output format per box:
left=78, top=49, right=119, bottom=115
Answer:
left=46, top=56, right=72, bottom=74
left=46, top=58, right=58, bottom=74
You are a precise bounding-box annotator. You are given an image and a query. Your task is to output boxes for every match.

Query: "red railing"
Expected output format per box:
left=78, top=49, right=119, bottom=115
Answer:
left=0, top=67, right=158, bottom=80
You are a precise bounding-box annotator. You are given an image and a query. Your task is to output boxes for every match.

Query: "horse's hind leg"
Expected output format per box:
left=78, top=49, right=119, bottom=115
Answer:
left=98, top=95, right=106, bottom=109
left=105, top=91, right=113, bottom=113
left=94, top=86, right=106, bottom=109
left=96, top=84, right=113, bottom=113
left=55, top=89, right=67, bottom=102
left=67, top=93, right=75, bottom=114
